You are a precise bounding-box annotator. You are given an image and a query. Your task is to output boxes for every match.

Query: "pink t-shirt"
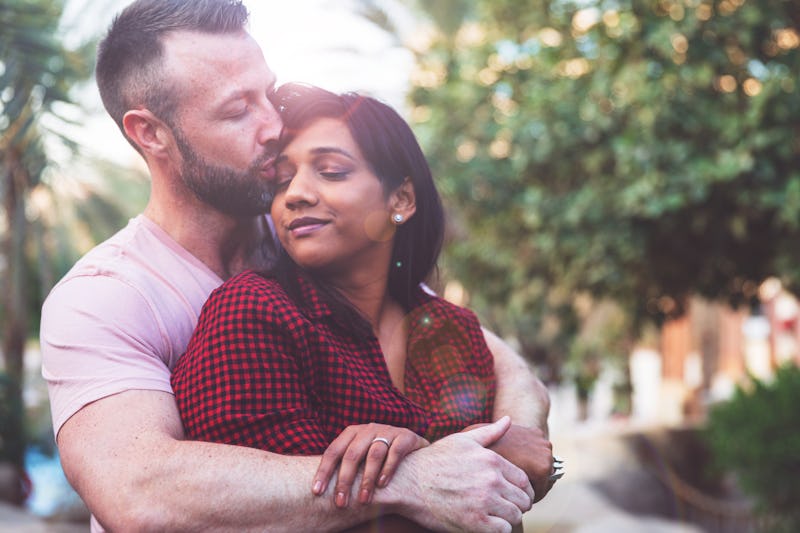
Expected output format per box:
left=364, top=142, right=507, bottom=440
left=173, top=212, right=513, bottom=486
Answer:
left=41, top=215, right=223, bottom=437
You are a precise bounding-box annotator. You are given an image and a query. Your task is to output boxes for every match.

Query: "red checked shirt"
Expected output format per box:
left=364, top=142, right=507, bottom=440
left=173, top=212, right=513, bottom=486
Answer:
left=171, top=270, right=496, bottom=454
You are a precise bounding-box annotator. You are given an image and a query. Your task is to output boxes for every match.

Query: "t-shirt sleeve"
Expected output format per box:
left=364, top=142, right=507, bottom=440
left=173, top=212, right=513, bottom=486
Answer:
left=41, top=275, right=173, bottom=437
left=171, top=275, right=329, bottom=455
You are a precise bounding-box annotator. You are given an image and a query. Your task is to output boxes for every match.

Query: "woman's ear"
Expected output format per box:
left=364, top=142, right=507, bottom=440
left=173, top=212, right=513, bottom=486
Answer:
left=122, top=109, right=173, bottom=158
left=390, top=177, right=417, bottom=222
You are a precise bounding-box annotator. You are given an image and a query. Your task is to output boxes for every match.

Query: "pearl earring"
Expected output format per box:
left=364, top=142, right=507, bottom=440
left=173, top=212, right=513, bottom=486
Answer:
left=392, top=214, right=404, bottom=224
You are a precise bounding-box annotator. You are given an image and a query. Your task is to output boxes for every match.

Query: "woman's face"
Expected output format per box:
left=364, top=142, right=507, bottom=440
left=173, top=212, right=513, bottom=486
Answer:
left=271, top=117, right=398, bottom=278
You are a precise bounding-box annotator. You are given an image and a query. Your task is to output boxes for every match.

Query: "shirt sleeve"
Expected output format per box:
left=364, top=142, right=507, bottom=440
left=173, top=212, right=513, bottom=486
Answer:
left=171, top=274, right=329, bottom=455
left=405, top=296, right=497, bottom=441
left=456, top=305, right=497, bottom=384
left=41, top=275, right=173, bottom=438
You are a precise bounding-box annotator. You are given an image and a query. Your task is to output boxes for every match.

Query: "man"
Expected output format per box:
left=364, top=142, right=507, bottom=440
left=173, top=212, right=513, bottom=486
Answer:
left=40, top=1, right=554, bottom=531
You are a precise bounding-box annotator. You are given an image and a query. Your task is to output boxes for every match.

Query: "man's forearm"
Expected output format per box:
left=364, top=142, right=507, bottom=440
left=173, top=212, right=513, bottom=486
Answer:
left=58, top=391, right=381, bottom=532
left=59, top=375, right=541, bottom=533
left=483, top=328, right=558, bottom=503
left=483, top=327, right=550, bottom=433
left=115, top=442, right=379, bottom=532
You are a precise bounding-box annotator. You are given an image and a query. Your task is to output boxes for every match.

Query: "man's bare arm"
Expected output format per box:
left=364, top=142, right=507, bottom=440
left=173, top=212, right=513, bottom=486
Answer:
left=58, top=390, right=379, bottom=532
left=483, top=327, right=550, bottom=433
left=59, top=391, right=532, bottom=532
left=483, top=328, right=555, bottom=502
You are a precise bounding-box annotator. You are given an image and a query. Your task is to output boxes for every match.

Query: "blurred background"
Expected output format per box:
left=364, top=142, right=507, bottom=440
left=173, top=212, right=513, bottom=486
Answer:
left=1, top=0, right=798, bottom=531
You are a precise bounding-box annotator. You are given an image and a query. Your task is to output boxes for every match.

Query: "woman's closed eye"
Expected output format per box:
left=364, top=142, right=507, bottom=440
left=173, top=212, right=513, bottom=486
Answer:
left=272, top=161, right=296, bottom=193
left=318, top=166, right=350, bottom=180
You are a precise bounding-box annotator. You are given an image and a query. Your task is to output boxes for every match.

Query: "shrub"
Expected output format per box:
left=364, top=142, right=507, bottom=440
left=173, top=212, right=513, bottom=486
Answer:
left=704, top=364, right=800, bottom=531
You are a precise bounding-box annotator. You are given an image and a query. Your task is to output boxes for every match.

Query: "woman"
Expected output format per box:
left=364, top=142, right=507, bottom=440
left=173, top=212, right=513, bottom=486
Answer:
left=172, top=84, right=500, bottom=513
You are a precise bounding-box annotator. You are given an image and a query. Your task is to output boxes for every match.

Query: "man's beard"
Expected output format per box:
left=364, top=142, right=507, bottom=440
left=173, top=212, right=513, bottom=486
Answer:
left=173, top=127, right=278, bottom=217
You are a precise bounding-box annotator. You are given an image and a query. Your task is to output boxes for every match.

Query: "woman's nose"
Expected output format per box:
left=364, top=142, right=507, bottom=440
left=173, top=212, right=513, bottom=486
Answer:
left=283, top=170, right=317, bottom=208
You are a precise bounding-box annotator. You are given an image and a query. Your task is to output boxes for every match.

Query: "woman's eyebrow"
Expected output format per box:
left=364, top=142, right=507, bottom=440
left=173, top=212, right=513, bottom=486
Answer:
left=310, top=146, right=356, bottom=160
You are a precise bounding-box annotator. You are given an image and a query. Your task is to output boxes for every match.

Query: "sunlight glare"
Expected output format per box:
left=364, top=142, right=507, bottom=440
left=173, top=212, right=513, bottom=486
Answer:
left=248, top=0, right=414, bottom=111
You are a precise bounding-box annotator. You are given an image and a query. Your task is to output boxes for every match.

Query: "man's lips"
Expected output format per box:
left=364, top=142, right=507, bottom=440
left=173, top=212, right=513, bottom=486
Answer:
left=259, top=157, right=277, bottom=179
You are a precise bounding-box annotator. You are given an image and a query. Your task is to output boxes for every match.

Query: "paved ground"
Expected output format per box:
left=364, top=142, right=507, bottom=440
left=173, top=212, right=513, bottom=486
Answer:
left=0, top=504, right=85, bottom=533
left=521, top=422, right=703, bottom=533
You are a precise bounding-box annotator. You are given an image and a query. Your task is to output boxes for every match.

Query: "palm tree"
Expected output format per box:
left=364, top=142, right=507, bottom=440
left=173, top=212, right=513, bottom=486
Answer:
left=0, top=0, right=94, bottom=497
left=355, top=0, right=472, bottom=37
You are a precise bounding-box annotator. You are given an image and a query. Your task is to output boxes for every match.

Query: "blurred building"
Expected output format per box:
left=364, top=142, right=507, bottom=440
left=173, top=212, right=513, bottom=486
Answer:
left=631, top=277, right=800, bottom=426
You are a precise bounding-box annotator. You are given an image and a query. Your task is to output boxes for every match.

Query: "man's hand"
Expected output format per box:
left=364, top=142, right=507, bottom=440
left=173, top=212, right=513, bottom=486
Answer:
left=459, top=422, right=554, bottom=503
left=487, top=424, right=554, bottom=502
left=484, top=328, right=558, bottom=503
left=381, top=416, right=534, bottom=533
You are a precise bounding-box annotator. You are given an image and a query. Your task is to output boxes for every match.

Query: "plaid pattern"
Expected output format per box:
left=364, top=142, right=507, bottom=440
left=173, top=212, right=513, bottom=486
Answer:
left=172, top=270, right=495, bottom=454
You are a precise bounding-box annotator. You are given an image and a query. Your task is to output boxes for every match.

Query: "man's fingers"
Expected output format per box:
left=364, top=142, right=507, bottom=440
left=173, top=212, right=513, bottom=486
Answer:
left=501, top=472, right=534, bottom=514
left=481, top=516, right=515, bottom=533
left=486, top=462, right=532, bottom=531
left=493, top=452, right=534, bottom=513
left=464, top=415, right=512, bottom=448
left=469, top=469, right=528, bottom=533
left=496, top=451, right=531, bottom=492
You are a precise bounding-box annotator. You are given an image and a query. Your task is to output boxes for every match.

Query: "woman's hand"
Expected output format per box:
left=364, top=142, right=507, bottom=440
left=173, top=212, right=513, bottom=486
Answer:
left=312, top=423, right=429, bottom=507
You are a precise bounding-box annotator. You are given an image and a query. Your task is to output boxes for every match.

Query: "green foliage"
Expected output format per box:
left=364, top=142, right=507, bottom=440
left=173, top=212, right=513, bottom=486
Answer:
left=1, top=0, right=143, bottom=340
left=0, top=0, right=146, bottom=469
left=1, top=0, right=92, bottom=346
left=1, top=0, right=89, bottom=472
left=407, top=0, right=800, bottom=366
left=704, top=365, right=800, bottom=531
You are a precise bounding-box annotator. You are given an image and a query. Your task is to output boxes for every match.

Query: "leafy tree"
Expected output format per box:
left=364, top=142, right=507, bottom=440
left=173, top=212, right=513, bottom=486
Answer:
left=396, top=0, right=800, bottom=371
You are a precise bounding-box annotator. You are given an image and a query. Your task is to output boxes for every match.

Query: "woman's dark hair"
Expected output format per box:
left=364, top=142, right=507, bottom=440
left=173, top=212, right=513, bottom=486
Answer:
left=271, top=83, right=445, bottom=326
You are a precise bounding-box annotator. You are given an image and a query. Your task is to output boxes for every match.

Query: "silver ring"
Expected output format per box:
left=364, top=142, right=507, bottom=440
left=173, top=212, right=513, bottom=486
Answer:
left=371, top=437, right=391, bottom=448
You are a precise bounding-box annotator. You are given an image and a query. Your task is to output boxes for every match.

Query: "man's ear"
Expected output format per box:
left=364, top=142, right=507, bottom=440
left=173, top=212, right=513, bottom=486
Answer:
left=390, top=177, right=417, bottom=222
left=122, top=109, right=173, bottom=158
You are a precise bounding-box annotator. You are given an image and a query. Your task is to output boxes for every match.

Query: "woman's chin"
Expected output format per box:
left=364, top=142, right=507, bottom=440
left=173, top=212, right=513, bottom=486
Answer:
left=289, top=254, right=329, bottom=272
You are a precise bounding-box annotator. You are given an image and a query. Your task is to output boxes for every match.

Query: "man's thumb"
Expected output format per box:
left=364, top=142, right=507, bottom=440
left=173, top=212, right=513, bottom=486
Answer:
left=464, top=415, right=511, bottom=447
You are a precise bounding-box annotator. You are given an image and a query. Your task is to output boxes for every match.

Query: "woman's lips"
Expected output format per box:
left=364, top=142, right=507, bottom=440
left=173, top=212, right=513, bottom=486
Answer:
left=287, top=216, right=328, bottom=236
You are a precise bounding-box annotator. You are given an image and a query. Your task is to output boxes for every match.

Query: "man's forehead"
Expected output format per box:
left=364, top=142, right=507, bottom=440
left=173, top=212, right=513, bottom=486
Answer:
left=161, top=29, right=274, bottom=87
left=162, top=29, right=255, bottom=60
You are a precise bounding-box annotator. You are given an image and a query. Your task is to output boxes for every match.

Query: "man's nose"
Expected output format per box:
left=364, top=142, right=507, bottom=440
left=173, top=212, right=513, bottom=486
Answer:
left=257, top=100, right=283, bottom=146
